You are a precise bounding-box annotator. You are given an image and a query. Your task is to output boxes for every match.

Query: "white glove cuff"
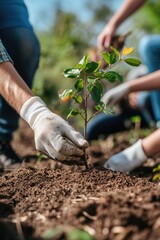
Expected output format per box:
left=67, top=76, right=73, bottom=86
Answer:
left=118, top=82, right=129, bottom=94
left=20, top=96, right=50, bottom=129
left=131, top=139, right=147, bottom=164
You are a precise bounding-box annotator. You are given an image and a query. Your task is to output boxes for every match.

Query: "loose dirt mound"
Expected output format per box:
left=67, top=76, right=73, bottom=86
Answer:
left=0, top=121, right=160, bottom=240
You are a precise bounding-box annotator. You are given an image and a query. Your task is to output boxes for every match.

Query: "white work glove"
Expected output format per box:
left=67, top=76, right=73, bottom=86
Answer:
left=20, top=96, right=89, bottom=162
left=104, top=140, right=147, bottom=173
left=101, top=83, right=129, bottom=106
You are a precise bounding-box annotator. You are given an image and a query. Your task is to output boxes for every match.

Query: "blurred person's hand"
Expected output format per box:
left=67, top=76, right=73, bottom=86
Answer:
left=97, top=24, right=116, bottom=50
left=20, top=96, right=89, bottom=162
left=103, top=140, right=147, bottom=173
left=128, top=92, right=139, bottom=109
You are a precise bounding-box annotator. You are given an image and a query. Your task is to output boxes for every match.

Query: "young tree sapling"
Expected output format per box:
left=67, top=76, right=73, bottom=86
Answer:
left=59, top=46, right=141, bottom=168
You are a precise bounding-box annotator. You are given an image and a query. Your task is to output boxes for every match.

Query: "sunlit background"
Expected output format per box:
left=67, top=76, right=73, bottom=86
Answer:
left=25, top=0, right=122, bottom=32
left=23, top=0, right=160, bottom=130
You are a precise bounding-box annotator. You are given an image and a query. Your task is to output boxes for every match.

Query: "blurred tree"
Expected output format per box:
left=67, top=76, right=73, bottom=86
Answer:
left=32, top=3, right=114, bottom=130
left=133, top=0, right=160, bottom=34
left=86, top=1, right=112, bottom=23
left=33, top=8, right=93, bottom=121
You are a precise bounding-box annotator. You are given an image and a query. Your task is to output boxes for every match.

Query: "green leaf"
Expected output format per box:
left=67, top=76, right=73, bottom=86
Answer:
left=124, top=58, right=141, bottom=66
left=95, top=105, right=101, bottom=111
left=94, top=69, right=104, bottom=78
left=67, top=229, right=94, bottom=240
left=43, top=227, right=63, bottom=240
left=110, top=46, right=120, bottom=58
left=87, top=82, right=94, bottom=92
left=74, top=79, right=84, bottom=92
left=103, top=51, right=118, bottom=64
left=110, top=53, right=117, bottom=64
left=67, top=108, right=79, bottom=118
left=59, top=89, right=73, bottom=97
left=91, top=81, right=103, bottom=102
left=153, top=174, right=160, bottom=181
left=75, top=54, right=89, bottom=69
left=95, top=101, right=105, bottom=111
left=103, top=52, right=110, bottom=64
left=79, top=54, right=89, bottom=66
left=87, top=77, right=98, bottom=92
left=104, top=71, right=123, bottom=83
left=86, top=61, right=99, bottom=73
left=153, top=164, right=160, bottom=172
left=64, top=68, right=80, bottom=78
left=36, top=152, right=48, bottom=161
left=87, top=76, right=97, bottom=83
left=97, top=60, right=102, bottom=69
left=103, top=109, right=114, bottom=114
left=91, top=86, right=101, bottom=102
left=59, top=89, right=74, bottom=102
left=74, top=94, right=83, bottom=104
left=131, top=116, right=141, bottom=123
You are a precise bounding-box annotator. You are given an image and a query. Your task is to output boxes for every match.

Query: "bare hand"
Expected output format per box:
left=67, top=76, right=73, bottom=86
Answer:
left=97, top=24, right=116, bottom=50
left=128, top=92, right=139, bottom=109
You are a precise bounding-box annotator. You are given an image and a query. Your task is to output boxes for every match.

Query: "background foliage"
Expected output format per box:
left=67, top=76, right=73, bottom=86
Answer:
left=32, top=0, right=159, bottom=129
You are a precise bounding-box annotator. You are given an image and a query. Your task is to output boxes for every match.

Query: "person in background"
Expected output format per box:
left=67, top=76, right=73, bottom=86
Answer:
left=93, top=0, right=160, bottom=172
left=0, top=0, right=40, bottom=165
left=0, top=40, right=88, bottom=167
left=97, top=0, right=160, bottom=127
left=101, top=70, right=160, bottom=173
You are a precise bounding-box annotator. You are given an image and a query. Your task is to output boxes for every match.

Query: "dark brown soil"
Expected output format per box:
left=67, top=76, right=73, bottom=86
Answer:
left=0, top=121, right=160, bottom=240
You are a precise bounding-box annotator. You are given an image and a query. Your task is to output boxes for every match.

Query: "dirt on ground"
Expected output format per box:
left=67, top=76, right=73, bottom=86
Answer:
left=0, top=121, right=160, bottom=240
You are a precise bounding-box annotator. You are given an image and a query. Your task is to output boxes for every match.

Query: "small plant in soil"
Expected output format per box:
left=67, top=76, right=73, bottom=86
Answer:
left=59, top=46, right=141, bottom=168
left=43, top=227, right=94, bottom=240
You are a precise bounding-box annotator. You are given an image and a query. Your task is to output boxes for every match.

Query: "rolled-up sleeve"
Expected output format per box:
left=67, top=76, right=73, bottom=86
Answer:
left=0, top=39, right=13, bottom=64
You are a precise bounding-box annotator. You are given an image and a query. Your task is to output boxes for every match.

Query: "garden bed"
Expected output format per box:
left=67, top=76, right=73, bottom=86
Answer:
left=0, top=121, right=160, bottom=240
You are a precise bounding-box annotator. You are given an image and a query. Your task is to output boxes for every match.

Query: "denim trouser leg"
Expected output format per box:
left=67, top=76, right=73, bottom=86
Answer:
left=0, top=28, right=40, bottom=141
left=86, top=109, right=148, bottom=141
left=136, top=91, right=154, bottom=125
left=139, top=35, right=160, bottom=123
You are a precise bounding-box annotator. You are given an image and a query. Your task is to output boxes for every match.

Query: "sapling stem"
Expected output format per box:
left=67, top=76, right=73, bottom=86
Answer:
left=83, top=70, right=89, bottom=169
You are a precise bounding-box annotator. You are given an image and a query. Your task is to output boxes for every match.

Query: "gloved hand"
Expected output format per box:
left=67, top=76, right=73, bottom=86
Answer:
left=20, top=96, right=89, bottom=162
left=101, top=83, right=129, bottom=106
left=104, top=140, right=147, bottom=173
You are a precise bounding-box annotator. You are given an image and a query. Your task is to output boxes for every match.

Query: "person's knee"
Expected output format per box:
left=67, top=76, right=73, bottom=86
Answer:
left=86, top=121, right=99, bottom=141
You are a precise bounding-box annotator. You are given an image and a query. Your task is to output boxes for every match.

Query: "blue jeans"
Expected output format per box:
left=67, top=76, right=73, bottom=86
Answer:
left=0, top=28, right=40, bottom=141
left=139, top=35, right=160, bottom=123
left=86, top=107, right=152, bottom=141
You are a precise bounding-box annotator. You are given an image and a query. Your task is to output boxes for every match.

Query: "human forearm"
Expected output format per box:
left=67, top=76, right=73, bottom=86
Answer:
left=128, top=70, right=160, bottom=93
left=108, top=0, right=146, bottom=29
left=0, top=61, right=89, bottom=161
left=0, top=61, right=34, bottom=113
left=97, top=0, right=146, bottom=49
left=0, top=40, right=89, bottom=163
left=142, top=129, right=160, bottom=157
